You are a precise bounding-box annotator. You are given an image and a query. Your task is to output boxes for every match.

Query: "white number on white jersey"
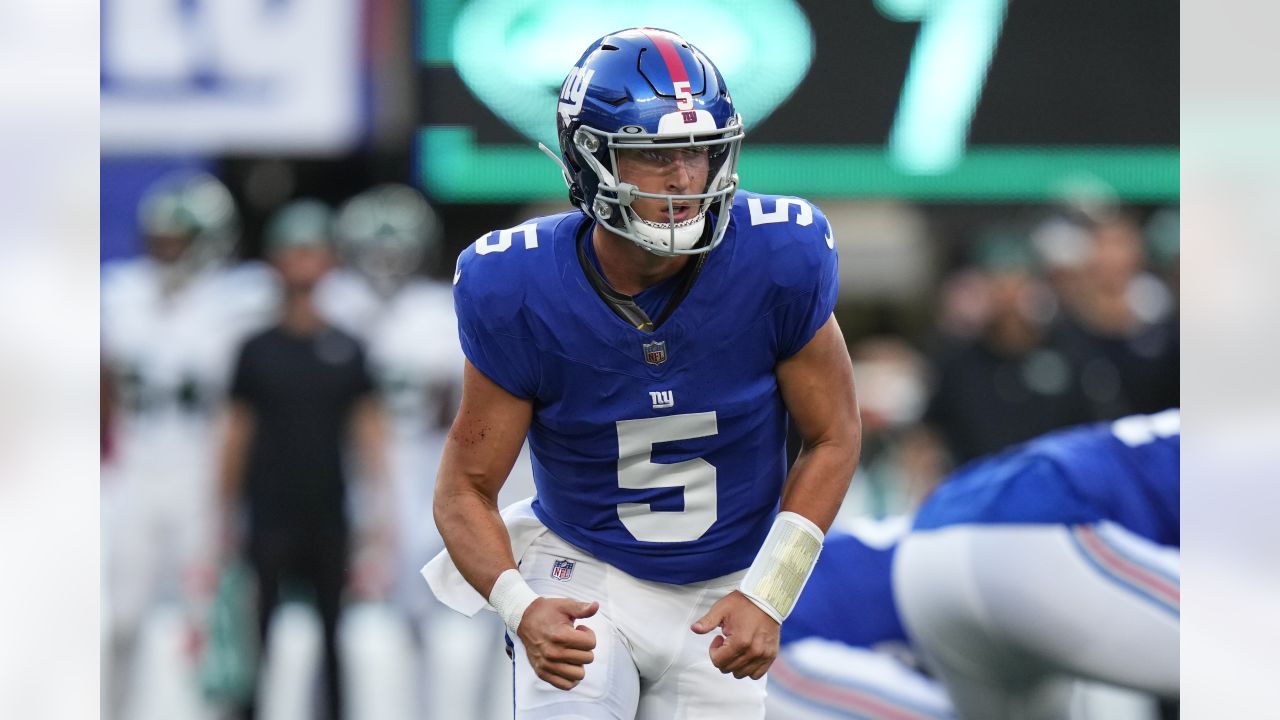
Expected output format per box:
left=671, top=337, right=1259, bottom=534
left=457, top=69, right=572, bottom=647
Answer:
left=615, top=412, right=718, bottom=542
left=747, top=197, right=813, bottom=227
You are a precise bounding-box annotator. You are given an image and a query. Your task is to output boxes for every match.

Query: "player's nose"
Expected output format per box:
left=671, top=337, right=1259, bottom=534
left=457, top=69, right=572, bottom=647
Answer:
left=665, top=159, right=694, bottom=192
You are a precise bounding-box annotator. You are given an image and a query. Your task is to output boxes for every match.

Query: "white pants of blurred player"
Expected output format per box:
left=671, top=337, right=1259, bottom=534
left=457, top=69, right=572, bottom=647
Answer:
left=104, top=441, right=217, bottom=635
left=893, top=521, right=1179, bottom=720
left=511, top=530, right=766, bottom=720
left=764, top=638, right=1161, bottom=720
left=764, top=638, right=954, bottom=719
left=102, top=445, right=218, bottom=720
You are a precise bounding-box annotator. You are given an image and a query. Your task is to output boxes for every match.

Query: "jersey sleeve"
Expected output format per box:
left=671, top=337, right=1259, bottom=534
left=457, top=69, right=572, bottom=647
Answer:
left=772, top=203, right=839, bottom=359
left=452, top=245, right=542, bottom=400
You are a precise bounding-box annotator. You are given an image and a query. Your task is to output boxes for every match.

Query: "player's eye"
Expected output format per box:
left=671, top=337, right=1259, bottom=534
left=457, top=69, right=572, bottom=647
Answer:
left=639, top=149, right=674, bottom=165
left=679, top=147, right=710, bottom=163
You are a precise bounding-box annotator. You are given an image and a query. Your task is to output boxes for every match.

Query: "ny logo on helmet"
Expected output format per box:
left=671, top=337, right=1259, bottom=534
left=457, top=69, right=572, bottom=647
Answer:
left=558, top=67, right=594, bottom=119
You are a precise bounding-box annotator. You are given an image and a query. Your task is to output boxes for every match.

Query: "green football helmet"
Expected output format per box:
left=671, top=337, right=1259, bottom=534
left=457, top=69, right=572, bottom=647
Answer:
left=334, top=184, right=442, bottom=295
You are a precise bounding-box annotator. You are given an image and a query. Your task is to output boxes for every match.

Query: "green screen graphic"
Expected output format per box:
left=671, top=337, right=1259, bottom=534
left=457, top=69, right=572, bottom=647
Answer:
left=416, top=0, right=1177, bottom=202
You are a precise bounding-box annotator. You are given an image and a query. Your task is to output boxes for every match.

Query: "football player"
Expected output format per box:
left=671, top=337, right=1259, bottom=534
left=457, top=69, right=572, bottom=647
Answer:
left=425, top=27, right=861, bottom=719
left=894, top=410, right=1180, bottom=719
left=101, top=171, right=276, bottom=717
left=767, top=517, right=956, bottom=720
left=317, top=184, right=523, bottom=718
left=769, top=411, right=1179, bottom=720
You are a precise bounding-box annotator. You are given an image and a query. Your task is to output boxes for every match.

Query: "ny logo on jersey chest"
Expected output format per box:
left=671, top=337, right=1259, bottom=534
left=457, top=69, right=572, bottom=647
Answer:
left=649, top=390, right=675, bottom=410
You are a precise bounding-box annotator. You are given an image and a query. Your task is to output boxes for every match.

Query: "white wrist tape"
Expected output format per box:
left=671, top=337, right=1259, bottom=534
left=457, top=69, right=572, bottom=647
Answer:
left=739, top=511, right=824, bottom=623
left=488, top=569, right=540, bottom=635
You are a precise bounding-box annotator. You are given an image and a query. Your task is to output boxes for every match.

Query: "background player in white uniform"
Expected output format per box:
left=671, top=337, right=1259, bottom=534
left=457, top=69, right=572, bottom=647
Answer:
left=101, top=171, right=276, bottom=719
left=427, top=27, right=861, bottom=720
left=317, top=184, right=528, bottom=718
left=894, top=410, right=1180, bottom=720
left=318, top=184, right=467, bottom=608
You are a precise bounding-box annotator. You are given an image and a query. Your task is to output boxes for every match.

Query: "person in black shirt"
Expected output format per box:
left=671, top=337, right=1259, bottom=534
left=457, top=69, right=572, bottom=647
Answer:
left=925, top=229, right=1100, bottom=464
left=217, top=200, right=390, bottom=720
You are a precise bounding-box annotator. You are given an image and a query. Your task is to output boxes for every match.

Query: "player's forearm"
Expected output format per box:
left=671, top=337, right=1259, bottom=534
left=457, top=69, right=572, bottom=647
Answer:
left=434, top=479, right=519, bottom=598
left=216, top=403, right=254, bottom=512
left=779, top=429, right=860, bottom=533
left=774, top=316, right=861, bottom=532
left=353, top=398, right=390, bottom=485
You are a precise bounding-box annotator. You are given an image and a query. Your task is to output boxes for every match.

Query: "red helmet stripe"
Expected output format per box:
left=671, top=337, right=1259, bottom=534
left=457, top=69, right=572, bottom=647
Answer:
left=641, top=29, right=690, bottom=90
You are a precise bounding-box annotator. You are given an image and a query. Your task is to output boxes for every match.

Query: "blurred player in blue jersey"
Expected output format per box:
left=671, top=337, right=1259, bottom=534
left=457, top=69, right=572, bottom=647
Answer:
left=771, top=410, right=1179, bottom=720
left=768, top=517, right=956, bottom=720
left=424, top=27, right=861, bottom=719
left=895, top=409, right=1179, bottom=720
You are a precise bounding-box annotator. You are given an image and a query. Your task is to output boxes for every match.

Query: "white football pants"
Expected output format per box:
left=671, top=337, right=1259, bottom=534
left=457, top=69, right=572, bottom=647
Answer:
left=511, top=531, right=767, bottom=720
left=893, top=522, right=1179, bottom=720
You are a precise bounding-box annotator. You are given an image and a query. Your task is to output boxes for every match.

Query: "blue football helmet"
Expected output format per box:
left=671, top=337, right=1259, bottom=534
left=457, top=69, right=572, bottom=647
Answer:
left=547, top=27, right=744, bottom=256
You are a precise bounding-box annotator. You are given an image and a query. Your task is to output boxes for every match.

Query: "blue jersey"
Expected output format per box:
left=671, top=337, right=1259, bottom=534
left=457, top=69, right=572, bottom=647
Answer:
left=914, top=410, right=1180, bottom=547
left=453, top=191, right=838, bottom=583
left=782, top=530, right=908, bottom=649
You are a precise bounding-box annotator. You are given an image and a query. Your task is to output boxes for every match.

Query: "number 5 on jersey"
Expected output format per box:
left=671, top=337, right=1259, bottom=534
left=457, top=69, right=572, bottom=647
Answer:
left=616, top=412, right=718, bottom=543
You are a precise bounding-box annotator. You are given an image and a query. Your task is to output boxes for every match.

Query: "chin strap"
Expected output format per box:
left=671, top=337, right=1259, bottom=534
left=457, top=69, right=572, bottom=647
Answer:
left=537, top=143, right=572, bottom=189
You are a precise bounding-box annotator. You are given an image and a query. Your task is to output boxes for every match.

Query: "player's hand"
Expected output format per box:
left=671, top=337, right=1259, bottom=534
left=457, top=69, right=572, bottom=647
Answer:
left=691, top=590, right=780, bottom=680
left=516, top=597, right=599, bottom=691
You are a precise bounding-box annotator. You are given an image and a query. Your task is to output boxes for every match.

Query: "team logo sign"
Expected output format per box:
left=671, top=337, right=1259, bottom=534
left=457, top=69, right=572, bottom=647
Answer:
left=643, top=340, right=668, bottom=365
left=551, top=558, right=576, bottom=582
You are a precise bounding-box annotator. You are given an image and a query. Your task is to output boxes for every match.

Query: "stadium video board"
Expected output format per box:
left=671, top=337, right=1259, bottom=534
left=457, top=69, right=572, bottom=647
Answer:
left=415, top=0, right=1176, bottom=202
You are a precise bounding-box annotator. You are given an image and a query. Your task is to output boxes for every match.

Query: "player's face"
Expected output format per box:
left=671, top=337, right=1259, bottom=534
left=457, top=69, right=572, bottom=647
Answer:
left=273, top=244, right=334, bottom=291
left=146, top=232, right=192, bottom=264
left=615, top=146, right=711, bottom=225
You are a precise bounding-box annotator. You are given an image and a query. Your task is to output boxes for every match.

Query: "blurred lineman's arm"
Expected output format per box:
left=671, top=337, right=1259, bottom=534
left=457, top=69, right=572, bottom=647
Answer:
left=351, top=395, right=394, bottom=596
left=352, top=395, right=392, bottom=532
left=434, top=360, right=599, bottom=691
left=775, top=314, right=862, bottom=532
left=692, top=315, right=861, bottom=681
left=215, top=400, right=255, bottom=556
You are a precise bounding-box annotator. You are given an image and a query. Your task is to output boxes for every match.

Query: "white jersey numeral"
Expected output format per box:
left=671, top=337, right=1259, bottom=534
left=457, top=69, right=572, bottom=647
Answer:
left=615, top=412, right=718, bottom=543
left=747, top=197, right=813, bottom=227
left=1111, top=409, right=1180, bottom=447
left=475, top=223, right=539, bottom=255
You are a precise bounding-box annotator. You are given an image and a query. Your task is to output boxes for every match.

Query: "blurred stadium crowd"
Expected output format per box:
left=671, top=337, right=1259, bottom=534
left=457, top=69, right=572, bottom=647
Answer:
left=99, top=166, right=1177, bottom=720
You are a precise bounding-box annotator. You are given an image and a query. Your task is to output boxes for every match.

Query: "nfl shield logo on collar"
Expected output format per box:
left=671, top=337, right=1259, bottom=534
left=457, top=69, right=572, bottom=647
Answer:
left=551, top=558, right=575, bottom=582
left=643, top=340, right=668, bottom=365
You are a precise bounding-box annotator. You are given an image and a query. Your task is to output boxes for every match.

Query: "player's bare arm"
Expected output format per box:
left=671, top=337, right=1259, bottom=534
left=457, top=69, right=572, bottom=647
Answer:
left=215, top=400, right=255, bottom=559
left=350, top=396, right=394, bottom=597
left=775, top=314, right=862, bottom=529
left=434, top=359, right=599, bottom=690
left=694, top=314, right=861, bottom=680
